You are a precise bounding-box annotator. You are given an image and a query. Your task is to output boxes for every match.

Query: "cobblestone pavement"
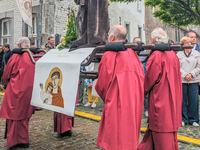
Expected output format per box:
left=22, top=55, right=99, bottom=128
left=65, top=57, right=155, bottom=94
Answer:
left=0, top=94, right=200, bottom=150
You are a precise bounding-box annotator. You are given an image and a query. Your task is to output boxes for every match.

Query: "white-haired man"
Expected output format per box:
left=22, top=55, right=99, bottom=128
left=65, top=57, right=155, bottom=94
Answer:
left=138, top=28, right=182, bottom=150
left=95, top=25, right=144, bottom=150
left=0, top=37, right=35, bottom=149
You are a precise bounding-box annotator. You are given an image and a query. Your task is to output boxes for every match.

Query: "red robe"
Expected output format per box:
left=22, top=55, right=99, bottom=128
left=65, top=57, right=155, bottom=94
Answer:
left=0, top=52, right=35, bottom=147
left=95, top=48, right=144, bottom=150
left=0, top=52, right=35, bottom=120
left=54, top=112, right=74, bottom=133
left=144, top=51, right=182, bottom=132
left=53, top=86, right=78, bottom=134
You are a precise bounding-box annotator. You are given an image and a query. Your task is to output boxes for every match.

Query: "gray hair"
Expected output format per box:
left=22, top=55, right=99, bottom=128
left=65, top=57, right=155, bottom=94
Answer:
left=109, top=27, right=126, bottom=41
left=18, top=37, right=30, bottom=48
left=151, top=28, right=168, bottom=44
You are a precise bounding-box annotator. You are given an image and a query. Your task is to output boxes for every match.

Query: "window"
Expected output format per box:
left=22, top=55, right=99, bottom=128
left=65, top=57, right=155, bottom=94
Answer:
left=137, top=0, right=141, bottom=11
left=119, top=17, right=121, bottom=25
left=125, top=22, right=130, bottom=42
left=175, top=28, right=180, bottom=43
left=1, top=19, right=10, bottom=45
left=28, top=15, right=37, bottom=46
left=138, top=26, right=142, bottom=39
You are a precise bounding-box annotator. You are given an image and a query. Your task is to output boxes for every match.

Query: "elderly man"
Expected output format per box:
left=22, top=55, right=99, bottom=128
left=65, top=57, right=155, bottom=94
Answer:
left=0, top=37, right=35, bottom=149
left=188, top=31, right=199, bottom=51
left=138, top=28, right=182, bottom=150
left=95, top=25, right=144, bottom=150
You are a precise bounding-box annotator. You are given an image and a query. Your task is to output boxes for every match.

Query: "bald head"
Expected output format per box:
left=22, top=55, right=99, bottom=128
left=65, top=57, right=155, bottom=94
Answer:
left=150, top=28, right=168, bottom=44
left=18, top=37, right=30, bottom=49
left=108, top=25, right=127, bottom=42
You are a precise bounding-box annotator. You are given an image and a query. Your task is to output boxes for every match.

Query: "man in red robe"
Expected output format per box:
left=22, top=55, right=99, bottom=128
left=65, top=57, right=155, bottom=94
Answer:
left=138, top=28, right=182, bottom=150
left=95, top=25, right=144, bottom=150
left=0, top=37, right=35, bottom=149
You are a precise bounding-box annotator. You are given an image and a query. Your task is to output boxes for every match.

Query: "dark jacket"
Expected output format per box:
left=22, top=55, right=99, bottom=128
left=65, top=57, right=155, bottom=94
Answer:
left=0, top=51, right=4, bottom=69
left=2, top=50, right=13, bottom=70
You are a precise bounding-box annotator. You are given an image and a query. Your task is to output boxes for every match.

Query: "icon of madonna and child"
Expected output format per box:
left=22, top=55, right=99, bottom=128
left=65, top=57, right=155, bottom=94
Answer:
left=39, top=67, right=64, bottom=108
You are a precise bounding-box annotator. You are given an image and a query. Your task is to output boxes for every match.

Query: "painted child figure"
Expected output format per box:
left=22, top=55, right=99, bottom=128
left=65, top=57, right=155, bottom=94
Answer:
left=40, top=83, right=53, bottom=104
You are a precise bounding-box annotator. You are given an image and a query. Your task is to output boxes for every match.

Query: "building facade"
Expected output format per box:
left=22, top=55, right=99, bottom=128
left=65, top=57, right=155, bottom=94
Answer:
left=0, top=0, right=146, bottom=49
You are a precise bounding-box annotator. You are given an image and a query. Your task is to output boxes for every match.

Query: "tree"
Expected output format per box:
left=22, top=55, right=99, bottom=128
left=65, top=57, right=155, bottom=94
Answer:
left=110, top=0, right=200, bottom=26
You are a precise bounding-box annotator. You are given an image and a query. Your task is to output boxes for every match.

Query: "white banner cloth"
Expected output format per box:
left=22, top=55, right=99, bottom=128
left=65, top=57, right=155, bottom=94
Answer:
left=16, top=0, right=32, bottom=27
left=31, top=48, right=93, bottom=117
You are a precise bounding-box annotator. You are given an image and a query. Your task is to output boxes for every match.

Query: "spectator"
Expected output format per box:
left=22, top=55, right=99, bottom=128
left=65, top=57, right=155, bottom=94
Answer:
left=84, top=63, right=98, bottom=108
left=133, top=37, right=148, bottom=117
left=2, top=44, right=13, bottom=89
left=138, top=28, right=182, bottom=150
left=133, top=37, right=141, bottom=43
left=77, top=65, right=85, bottom=106
left=177, top=37, right=200, bottom=127
left=168, top=40, right=174, bottom=44
left=45, top=36, right=55, bottom=52
left=188, top=31, right=199, bottom=51
left=0, top=37, right=35, bottom=149
left=95, top=25, right=144, bottom=150
left=0, top=45, right=4, bottom=82
left=29, top=37, right=36, bottom=48
left=2, top=44, right=13, bottom=67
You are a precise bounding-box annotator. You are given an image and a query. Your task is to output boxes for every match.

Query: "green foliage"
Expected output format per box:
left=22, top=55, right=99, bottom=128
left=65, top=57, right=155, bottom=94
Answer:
left=146, top=0, right=200, bottom=26
left=57, top=7, right=78, bottom=50
left=110, top=0, right=200, bottom=26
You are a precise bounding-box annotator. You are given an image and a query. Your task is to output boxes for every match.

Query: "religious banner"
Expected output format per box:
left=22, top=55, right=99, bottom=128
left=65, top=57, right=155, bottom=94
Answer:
left=16, top=0, right=32, bottom=27
left=31, top=48, right=94, bottom=116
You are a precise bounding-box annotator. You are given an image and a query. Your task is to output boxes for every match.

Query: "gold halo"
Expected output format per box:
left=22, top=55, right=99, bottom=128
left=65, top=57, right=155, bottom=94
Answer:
left=45, top=67, right=63, bottom=92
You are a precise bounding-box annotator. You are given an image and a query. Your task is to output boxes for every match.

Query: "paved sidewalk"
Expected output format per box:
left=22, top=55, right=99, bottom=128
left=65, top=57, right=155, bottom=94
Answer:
left=0, top=94, right=200, bottom=149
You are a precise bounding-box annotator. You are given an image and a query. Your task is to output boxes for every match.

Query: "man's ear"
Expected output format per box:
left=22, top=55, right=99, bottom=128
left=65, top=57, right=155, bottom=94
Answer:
left=110, top=35, right=115, bottom=42
left=18, top=44, right=22, bottom=48
left=150, top=38, right=155, bottom=44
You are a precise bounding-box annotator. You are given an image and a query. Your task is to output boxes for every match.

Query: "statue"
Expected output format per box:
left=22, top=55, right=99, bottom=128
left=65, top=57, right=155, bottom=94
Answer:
left=72, top=0, right=110, bottom=49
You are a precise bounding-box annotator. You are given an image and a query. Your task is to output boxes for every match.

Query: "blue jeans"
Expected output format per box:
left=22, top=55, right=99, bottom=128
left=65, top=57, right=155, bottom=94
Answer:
left=182, top=83, right=199, bottom=124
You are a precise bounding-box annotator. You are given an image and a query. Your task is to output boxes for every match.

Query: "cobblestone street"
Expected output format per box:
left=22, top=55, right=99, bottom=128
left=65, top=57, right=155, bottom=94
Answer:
left=0, top=94, right=200, bottom=149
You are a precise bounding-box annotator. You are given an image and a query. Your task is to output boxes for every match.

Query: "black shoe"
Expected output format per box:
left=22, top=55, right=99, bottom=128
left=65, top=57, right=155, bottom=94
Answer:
left=18, top=143, right=29, bottom=148
left=35, top=109, right=43, bottom=111
left=64, top=130, right=72, bottom=136
left=57, top=130, right=72, bottom=138
left=7, top=145, right=18, bottom=150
